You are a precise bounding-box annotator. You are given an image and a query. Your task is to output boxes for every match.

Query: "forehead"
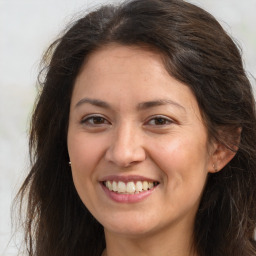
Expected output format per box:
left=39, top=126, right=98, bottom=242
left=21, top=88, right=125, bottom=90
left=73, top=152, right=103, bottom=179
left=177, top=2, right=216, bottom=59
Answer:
left=72, top=44, right=201, bottom=117
left=79, top=44, right=167, bottom=80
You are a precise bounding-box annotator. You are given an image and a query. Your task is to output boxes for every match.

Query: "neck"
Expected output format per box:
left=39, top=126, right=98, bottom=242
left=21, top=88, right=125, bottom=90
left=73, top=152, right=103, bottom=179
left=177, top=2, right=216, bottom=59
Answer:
left=103, top=222, right=198, bottom=256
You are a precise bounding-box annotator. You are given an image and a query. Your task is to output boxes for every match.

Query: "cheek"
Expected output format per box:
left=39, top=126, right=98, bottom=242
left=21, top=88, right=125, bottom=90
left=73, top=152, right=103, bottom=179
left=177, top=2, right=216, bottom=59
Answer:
left=67, top=132, right=104, bottom=207
left=149, top=135, right=209, bottom=187
left=67, top=132, right=107, bottom=172
left=153, top=136, right=209, bottom=213
left=67, top=133, right=100, bottom=199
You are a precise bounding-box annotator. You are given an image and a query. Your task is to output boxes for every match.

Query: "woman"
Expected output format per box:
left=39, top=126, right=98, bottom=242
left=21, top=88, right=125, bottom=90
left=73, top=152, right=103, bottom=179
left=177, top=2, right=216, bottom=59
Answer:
left=17, top=0, right=256, bottom=255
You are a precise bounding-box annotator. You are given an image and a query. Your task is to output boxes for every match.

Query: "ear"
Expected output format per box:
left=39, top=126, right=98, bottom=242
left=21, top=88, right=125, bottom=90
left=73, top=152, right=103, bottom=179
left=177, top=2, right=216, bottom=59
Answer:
left=208, top=127, right=241, bottom=173
left=208, top=142, right=236, bottom=173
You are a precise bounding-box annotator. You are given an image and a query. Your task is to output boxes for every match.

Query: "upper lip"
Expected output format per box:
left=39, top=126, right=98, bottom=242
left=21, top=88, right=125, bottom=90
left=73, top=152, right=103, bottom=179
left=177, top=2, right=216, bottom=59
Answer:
left=99, top=175, right=160, bottom=183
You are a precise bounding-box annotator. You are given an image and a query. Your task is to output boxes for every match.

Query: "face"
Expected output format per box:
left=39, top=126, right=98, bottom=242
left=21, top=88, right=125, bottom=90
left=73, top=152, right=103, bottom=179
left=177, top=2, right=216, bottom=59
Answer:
left=67, top=44, right=215, bottom=238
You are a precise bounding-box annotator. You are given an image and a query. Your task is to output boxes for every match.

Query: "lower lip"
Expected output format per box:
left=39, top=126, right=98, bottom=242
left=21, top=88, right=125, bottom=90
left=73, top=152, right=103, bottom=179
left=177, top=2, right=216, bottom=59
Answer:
left=100, top=183, right=156, bottom=203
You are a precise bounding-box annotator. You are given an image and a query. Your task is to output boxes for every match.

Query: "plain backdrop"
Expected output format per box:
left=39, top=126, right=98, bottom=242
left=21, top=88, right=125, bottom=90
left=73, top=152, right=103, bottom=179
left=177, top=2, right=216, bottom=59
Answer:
left=0, top=0, right=255, bottom=255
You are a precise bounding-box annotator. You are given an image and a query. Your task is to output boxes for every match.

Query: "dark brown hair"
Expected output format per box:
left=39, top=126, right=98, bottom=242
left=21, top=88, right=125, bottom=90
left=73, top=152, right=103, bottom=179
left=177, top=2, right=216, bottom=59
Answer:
left=16, top=0, right=256, bottom=255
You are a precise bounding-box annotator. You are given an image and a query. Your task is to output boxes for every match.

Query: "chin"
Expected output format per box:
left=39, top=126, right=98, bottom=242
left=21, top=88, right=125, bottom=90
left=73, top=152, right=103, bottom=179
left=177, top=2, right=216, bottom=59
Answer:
left=105, top=225, right=154, bottom=238
left=101, top=213, right=162, bottom=237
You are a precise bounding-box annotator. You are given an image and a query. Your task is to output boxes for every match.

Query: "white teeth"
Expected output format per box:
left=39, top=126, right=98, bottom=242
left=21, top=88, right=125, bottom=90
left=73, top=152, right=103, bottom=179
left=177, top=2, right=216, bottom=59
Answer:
left=148, top=182, right=154, bottom=189
left=142, top=181, right=149, bottom=191
left=135, top=181, right=143, bottom=192
left=106, top=181, right=112, bottom=190
left=117, top=181, right=126, bottom=193
left=104, top=180, right=158, bottom=194
left=127, top=181, right=136, bottom=193
left=112, top=181, right=118, bottom=192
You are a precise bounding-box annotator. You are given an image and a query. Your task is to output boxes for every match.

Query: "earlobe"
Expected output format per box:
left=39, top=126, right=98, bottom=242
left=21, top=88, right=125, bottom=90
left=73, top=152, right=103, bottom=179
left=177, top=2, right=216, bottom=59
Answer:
left=212, top=163, right=218, bottom=173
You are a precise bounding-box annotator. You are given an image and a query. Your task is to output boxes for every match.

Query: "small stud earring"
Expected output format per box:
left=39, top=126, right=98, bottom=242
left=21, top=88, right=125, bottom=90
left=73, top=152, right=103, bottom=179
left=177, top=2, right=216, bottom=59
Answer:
left=69, top=161, right=71, bottom=166
left=213, top=163, right=218, bottom=172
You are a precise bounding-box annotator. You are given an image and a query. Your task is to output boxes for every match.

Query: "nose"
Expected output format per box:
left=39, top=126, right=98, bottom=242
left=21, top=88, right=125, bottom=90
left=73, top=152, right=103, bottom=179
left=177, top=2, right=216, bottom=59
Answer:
left=105, top=122, right=146, bottom=168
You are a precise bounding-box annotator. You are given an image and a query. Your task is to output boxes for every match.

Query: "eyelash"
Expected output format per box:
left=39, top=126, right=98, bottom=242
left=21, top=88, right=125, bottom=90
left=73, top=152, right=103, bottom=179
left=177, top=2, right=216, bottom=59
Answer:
left=145, top=115, right=174, bottom=126
left=80, top=114, right=174, bottom=128
left=81, top=115, right=110, bottom=126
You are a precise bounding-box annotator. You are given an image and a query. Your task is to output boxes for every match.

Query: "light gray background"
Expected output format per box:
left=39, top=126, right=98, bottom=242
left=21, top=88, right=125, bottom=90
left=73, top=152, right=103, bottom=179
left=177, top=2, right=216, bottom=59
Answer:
left=0, top=0, right=255, bottom=255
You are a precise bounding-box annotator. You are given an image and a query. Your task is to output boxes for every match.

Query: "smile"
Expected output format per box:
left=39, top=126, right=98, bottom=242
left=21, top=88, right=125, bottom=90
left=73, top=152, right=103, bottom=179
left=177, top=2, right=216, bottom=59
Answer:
left=103, top=180, right=159, bottom=194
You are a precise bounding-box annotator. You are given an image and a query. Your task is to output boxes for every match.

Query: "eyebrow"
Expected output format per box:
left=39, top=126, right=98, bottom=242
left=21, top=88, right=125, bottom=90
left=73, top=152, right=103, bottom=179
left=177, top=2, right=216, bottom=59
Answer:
left=75, top=97, right=185, bottom=111
left=137, top=99, right=185, bottom=111
left=75, top=98, right=111, bottom=109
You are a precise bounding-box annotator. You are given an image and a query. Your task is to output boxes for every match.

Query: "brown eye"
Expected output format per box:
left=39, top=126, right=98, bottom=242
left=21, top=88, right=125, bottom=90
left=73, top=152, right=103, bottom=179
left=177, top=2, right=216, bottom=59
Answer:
left=153, top=117, right=169, bottom=125
left=90, top=116, right=105, bottom=124
left=147, top=116, right=173, bottom=126
left=81, top=115, right=110, bottom=126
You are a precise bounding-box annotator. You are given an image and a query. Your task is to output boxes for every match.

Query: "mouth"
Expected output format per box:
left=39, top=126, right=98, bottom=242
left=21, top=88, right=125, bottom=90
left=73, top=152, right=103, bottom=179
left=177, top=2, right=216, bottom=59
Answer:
left=102, top=180, right=160, bottom=194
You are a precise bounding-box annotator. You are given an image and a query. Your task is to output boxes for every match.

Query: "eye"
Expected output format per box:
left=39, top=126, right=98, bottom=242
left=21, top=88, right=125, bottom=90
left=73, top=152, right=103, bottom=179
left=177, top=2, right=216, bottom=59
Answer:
left=81, top=115, right=111, bottom=126
left=146, top=115, right=173, bottom=126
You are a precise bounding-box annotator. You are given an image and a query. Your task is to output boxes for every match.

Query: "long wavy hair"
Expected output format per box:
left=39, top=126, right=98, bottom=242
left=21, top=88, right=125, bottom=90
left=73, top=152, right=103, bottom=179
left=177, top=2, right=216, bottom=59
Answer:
left=16, top=0, right=256, bottom=255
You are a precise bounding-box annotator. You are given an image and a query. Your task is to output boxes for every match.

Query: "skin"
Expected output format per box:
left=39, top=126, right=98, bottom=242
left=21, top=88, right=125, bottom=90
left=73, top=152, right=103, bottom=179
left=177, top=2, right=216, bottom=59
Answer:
left=67, top=44, right=234, bottom=256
